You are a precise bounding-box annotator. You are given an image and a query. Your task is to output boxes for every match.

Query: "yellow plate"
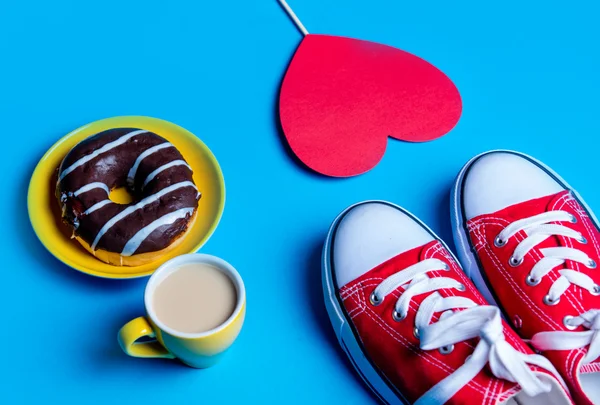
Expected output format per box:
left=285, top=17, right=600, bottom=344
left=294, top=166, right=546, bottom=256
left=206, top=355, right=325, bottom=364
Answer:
left=28, top=116, right=225, bottom=279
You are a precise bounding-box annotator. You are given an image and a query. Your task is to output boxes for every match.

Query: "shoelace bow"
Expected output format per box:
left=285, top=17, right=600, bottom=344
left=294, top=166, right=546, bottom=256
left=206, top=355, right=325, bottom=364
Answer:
left=495, top=211, right=600, bottom=365
left=370, top=258, right=564, bottom=405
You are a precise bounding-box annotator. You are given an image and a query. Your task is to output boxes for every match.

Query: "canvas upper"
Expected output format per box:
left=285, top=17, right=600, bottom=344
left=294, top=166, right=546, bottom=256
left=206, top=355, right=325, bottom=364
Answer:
left=324, top=201, right=572, bottom=405
left=453, top=151, right=600, bottom=405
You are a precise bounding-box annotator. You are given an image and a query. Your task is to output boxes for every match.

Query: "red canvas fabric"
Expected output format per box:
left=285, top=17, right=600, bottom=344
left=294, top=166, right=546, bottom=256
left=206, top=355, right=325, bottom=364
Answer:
left=339, top=240, right=553, bottom=404
left=467, top=190, right=600, bottom=405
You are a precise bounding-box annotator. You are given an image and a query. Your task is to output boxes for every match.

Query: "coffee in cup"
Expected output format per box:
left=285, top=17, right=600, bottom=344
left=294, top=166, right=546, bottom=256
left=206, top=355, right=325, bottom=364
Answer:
left=118, top=254, right=246, bottom=368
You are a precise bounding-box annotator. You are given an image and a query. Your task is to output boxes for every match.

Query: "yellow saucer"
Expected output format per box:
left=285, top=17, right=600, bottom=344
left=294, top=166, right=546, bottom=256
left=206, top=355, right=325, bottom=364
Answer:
left=28, top=116, right=225, bottom=279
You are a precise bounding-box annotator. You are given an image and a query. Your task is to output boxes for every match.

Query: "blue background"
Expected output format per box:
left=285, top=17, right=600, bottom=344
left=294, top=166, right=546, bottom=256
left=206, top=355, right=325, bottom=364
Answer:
left=1, top=0, right=599, bottom=403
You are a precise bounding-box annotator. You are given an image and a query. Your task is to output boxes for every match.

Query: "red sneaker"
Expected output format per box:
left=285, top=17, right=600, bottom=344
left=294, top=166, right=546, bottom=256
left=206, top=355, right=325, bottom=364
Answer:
left=323, top=201, right=571, bottom=405
left=452, top=150, right=600, bottom=405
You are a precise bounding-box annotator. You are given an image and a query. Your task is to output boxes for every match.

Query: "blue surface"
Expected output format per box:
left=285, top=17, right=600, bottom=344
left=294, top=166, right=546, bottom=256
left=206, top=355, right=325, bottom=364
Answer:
left=1, top=0, right=599, bottom=403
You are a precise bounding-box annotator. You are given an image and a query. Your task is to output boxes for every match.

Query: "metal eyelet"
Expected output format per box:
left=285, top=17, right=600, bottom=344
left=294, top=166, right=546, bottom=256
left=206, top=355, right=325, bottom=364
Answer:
left=563, top=315, right=578, bottom=330
left=569, top=215, right=578, bottom=223
left=413, top=327, right=420, bottom=340
left=543, top=295, right=560, bottom=306
left=369, top=292, right=383, bottom=306
left=439, top=345, right=454, bottom=355
left=591, top=285, right=600, bottom=296
left=442, top=262, right=450, bottom=271
left=578, top=235, right=588, bottom=244
left=456, top=283, right=466, bottom=292
left=509, top=256, right=524, bottom=267
left=587, top=259, right=597, bottom=269
left=525, top=275, right=541, bottom=286
left=392, top=311, right=406, bottom=322
left=494, top=236, right=507, bottom=248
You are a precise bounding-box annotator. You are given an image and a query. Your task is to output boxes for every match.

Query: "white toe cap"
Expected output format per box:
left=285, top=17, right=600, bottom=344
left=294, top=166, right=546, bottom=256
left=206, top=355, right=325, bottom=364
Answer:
left=332, top=202, right=434, bottom=288
left=462, top=151, right=565, bottom=220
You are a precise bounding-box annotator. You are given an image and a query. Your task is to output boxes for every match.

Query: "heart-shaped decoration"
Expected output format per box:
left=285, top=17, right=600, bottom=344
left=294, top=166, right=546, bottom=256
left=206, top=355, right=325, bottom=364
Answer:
left=279, top=34, right=462, bottom=177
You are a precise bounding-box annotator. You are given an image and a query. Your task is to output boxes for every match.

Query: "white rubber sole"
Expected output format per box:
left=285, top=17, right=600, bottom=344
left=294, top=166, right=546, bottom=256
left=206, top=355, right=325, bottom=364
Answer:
left=322, top=201, right=464, bottom=405
left=450, top=149, right=600, bottom=309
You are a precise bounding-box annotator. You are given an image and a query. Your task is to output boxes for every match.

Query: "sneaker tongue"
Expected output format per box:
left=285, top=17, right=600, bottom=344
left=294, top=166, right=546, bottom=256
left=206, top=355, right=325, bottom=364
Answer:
left=492, top=190, right=571, bottom=222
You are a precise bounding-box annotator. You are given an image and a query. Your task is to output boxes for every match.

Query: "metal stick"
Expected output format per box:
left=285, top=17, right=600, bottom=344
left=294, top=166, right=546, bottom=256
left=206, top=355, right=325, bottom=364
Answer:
left=278, top=0, right=309, bottom=36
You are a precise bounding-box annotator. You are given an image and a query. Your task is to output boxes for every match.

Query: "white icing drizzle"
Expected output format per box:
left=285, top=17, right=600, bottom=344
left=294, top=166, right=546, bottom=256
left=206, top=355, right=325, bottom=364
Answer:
left=90, top=181, right=198, bottom=251
left=121, top=207, right=194, bottom=256
left=73, top=182, right=110, bottom=197
left=127, top=142, right=174, bottom=187
left=142, top=160, right=192, bottom=189
left=83, top=200, right=113, bottom=216
left=59, top=129, right=148, bottom=182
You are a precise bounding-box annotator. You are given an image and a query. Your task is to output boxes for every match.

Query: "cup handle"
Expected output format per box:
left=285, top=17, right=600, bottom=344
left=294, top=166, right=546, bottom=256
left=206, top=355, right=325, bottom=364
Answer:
left=118, top=317, right=175, bottom=359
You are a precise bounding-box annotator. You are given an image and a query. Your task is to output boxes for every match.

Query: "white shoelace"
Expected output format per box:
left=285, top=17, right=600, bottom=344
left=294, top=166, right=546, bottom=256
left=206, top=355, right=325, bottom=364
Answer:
left=370, top=258, right=563, bottom=405
left=495, top=211, right=600, bottom=365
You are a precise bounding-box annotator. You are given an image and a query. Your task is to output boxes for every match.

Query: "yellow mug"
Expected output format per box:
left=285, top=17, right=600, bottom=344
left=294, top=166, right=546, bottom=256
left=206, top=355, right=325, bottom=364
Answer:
left=118, top=254, right=246, bottom=368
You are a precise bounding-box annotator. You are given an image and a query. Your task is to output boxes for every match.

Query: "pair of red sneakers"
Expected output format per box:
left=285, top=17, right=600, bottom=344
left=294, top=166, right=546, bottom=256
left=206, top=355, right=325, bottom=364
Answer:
left=323, top=151, right=600, bottom=405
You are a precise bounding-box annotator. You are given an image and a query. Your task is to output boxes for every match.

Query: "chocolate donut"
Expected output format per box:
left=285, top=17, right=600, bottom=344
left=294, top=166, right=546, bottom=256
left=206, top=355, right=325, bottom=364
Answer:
left=56, top=128, right=200, bottom=266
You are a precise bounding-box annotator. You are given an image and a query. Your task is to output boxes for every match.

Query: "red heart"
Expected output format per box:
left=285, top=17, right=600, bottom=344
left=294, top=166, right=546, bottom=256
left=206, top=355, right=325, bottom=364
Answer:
left=279, top=34, right=462, bottom=177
